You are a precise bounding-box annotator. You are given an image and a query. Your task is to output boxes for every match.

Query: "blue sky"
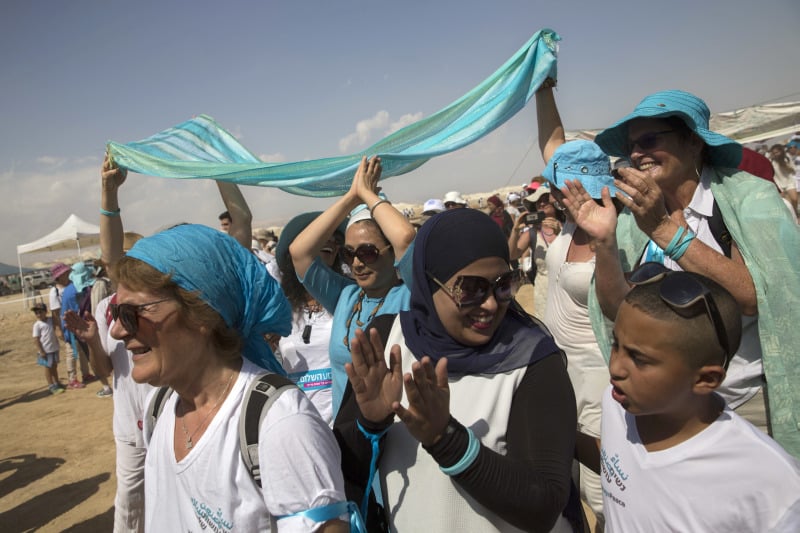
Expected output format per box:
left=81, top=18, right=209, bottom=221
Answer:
left=2, top=0, right=798, bottom=265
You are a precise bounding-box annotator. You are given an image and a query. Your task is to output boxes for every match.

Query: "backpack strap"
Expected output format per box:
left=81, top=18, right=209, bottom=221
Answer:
left=709, top=199, right=732, bottom=258
left=145, top=386, right=175, bottom=444
left=239, top=373, right=297, bottom=487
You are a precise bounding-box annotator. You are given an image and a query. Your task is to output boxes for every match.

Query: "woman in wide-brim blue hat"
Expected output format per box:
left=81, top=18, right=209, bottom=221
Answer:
left=561, top=89, right=800, bottom=460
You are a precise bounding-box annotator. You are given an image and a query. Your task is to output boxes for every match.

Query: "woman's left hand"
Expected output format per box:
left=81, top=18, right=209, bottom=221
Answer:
left=393, top=356, right=450, bottom=447
left=613, top=167, right=670, bottom=236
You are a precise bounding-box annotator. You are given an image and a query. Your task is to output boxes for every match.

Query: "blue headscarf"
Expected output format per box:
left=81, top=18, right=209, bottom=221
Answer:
left=126, top=224, right=291, bottom=374
left=398, top=209, right=559, bottom=375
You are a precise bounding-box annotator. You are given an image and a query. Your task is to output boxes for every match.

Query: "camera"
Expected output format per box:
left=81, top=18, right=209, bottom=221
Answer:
left=524, top=211, right=545, bottom=225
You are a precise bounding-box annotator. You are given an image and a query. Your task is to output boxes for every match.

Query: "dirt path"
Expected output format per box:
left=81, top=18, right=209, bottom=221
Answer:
left=0, top=292, right=115, bottom=532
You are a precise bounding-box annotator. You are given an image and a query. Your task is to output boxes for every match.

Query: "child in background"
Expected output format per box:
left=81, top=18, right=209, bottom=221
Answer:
left=599, top=265, right=800, bottom=531
left=32, top=303, right=64, bottom=395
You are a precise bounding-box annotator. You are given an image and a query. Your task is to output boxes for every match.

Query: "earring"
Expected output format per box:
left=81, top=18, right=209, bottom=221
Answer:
left=695, top=165, right=701, bottom=179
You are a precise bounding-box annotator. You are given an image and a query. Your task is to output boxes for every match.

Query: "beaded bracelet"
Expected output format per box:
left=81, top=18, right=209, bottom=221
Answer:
left=439, top=426, right=480, bottom=477
left=369, top=198, right=390, bottom=216
left=100, top=207, right=121, bottom=217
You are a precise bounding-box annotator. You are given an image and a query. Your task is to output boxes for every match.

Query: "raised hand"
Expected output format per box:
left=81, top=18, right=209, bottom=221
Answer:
left=612, top=167, right=671, bottom=236
left=393, top=356, right=450, bottom=447
left=64, top=310, right=99, bottom=343
left=352, top=156, right=383, bottom=202
left=101, top=152, right=127, bottom=190
left=344, top=328, right=402, bottom=423
left=561, top=180, right=619, bottom=243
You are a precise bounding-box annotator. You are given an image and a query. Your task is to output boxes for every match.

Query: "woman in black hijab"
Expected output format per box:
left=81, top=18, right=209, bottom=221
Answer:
left=335, top=208, right=581, bottom=532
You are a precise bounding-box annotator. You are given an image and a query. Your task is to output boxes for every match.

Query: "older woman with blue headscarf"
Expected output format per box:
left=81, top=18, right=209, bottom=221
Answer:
left=110, top=224, right=350, bottom=532
left=335, top=208, right=582, bottom=532
left=562, top=89, right=800, bottom=459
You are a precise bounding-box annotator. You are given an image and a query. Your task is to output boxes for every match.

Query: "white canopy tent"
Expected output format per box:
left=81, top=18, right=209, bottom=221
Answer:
left=16, top=214, right=101, bottom=290
left=566, top=101, right=800, bottom=146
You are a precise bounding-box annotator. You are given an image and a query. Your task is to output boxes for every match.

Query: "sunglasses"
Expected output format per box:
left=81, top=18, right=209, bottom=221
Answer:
left=341, top=243, right=392, bottom=266
left=628, top=262, right=730, bottom=365
left=428, top=270, right=523, bottom=309
left=110, top=297, right=173, bottom=336
left=626, top=130, right=674, bottom=154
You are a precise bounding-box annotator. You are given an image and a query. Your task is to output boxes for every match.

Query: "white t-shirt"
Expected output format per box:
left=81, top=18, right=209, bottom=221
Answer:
left=600, top=386, right=800, bottom=532
left=95, top=296, right=154, bottom=445
left=48, top=285, right=63, bottom=312
left=33, top=318, right=59, bottom=353
left=278, top=308, right=334, bottom=425
left=143, top=358, right=346, bottom=532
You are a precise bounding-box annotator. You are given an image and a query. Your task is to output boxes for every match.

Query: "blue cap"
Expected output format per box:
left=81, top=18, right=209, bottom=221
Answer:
left=542, top=140, right=616, bottom=199
left=594, top=90, right=742, bottom=168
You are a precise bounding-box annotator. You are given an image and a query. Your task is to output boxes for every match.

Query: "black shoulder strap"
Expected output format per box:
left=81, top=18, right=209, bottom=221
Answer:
left=145, top=386, right=175, bottom=443
left=363, top=313, right=397, bottom=347
left=239, top=373, right=297, bottom=487
left=709, top=199, right=732, bottom=258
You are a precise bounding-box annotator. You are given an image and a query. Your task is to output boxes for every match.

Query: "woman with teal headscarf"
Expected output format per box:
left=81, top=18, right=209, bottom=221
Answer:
left=110, top=224, right=351, bottom=532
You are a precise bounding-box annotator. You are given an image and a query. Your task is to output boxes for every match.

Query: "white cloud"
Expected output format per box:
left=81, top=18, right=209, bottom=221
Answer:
left=386, top=112, right=423, bottom=136
left=337, top=110, right=424, bottom=153
left=36, top=156, right=67, bottom=167
left=259, top=152, right=286, bottom=163
left=338, top=110, right=390, bottom=153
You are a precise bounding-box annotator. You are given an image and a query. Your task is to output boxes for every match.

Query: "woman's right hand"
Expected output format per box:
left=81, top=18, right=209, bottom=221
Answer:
left=344, top=328, right=402, bottom=423
left=64, top=310, right=99, bottom=343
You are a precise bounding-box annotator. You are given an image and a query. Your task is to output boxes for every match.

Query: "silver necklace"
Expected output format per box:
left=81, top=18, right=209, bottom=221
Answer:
left=179, top=371, right=235, bottom=450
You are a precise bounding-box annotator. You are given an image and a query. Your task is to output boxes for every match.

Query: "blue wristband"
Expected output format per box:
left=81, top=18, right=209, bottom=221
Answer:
left=100, top=207, right=120, bottom=217
left=356, top=420, right=392, bottom=519
left=667, top=230, right=695, bottom=261
left=276, top=501, right=366, bottom=533
left=439, top=426, right=480, bottom=476
left=662, top=225, right=686, bottom=258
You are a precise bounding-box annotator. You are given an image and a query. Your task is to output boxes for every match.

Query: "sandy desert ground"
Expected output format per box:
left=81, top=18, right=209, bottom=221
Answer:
left=0, top=291, right=116, bottom=532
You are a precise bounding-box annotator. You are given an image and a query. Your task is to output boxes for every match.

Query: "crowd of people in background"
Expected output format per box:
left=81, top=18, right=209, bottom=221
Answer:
left=22, top=81, right=800, bottom=532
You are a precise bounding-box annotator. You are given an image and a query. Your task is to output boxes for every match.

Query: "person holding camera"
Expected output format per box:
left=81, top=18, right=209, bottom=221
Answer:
left=509, top=184, right=564, bottom=319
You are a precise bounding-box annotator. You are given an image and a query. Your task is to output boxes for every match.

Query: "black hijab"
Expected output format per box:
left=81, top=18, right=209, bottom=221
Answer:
left=398, top=209, right=558, bottom=376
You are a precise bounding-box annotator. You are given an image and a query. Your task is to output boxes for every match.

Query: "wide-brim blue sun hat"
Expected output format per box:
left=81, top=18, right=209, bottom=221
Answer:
left=594, top=90, right=742, bottom=168
left=542, top=140, right=616, bottom=199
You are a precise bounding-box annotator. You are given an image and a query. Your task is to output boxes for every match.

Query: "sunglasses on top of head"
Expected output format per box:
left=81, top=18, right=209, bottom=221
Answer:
left=626, top=130, right=675, bottom=155
left=427, top=270, right=523, bottom=309
left=341, top=243, right=393, bottom=266
left=110, top=297, right=173, bottom=336
left=628, top=262, right=730, bottom=366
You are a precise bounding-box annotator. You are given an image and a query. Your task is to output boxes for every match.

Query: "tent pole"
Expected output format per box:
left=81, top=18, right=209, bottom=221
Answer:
left=17, top=253, right=25, bottom=310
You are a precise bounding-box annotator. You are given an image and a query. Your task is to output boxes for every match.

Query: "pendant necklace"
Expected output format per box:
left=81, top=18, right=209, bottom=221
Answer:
left=179, top=371, right=235, bottom=450
left=343, top=290, right=387, bottom=350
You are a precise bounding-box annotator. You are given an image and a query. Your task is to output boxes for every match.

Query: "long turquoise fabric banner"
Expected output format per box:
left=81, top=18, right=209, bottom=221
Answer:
left=107, top=29, right=559, bottom=197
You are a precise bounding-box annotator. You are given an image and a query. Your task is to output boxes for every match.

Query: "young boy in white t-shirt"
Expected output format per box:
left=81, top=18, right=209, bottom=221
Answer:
left=598, top=266, right=800, bottom=532
left=32, top=303, right=64, bottom=395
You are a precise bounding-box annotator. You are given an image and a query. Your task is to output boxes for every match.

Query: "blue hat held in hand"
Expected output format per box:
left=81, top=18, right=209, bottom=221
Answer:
left=542, top=140, right=616, bottom=199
